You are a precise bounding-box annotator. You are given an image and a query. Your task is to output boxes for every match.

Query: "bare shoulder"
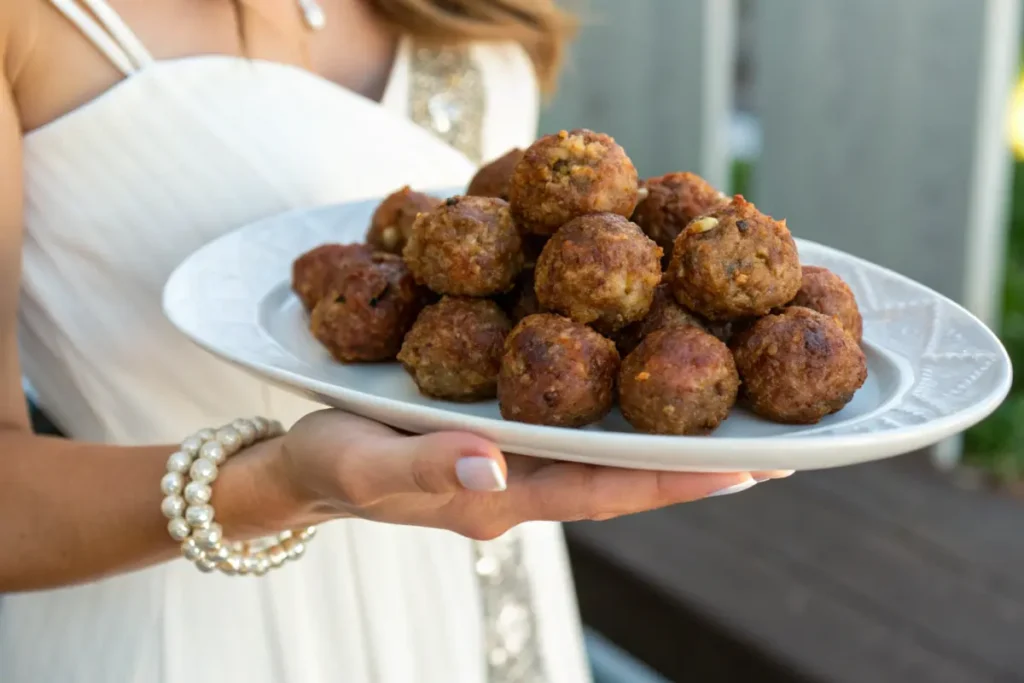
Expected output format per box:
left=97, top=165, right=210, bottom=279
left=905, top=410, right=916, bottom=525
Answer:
left=1, top=0, right=44, bottom=85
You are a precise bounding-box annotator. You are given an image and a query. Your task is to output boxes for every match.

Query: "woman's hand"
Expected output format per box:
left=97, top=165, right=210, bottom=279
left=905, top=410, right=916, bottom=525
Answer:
left=269, top=409, right=790, bottom=541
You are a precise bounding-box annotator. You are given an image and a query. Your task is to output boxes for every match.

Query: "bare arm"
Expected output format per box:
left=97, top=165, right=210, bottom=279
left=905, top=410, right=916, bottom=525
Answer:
left=0, top=51, right=312, bottom=592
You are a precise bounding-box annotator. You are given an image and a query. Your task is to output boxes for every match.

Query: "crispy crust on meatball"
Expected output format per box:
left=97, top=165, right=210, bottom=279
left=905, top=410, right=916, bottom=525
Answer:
left=498, top=314, right=620, bottom=427
left=631, top=172, right=728, bottom=267
left=731, top=307, right=867, bottom=424
left=789, top=266, right=863, bottom=343
left=534, top=213, right=662, bottom=333
left=403, top=196, right=524, bottom=296
left=292, top=243, right=374, bottom=312
left=508, top=129, right=639, bottom=236
left=619, top=327, right=739, bottom=435
left=397, top=297, right=512, bottom=401
left=467, top=148, right=525, bottom=201
left=366, top=187, right=442, bottom=255
left=667, top=195, right=801, bottom=321
left=614, top=282, right=707, bottom=356
left=310, top=253, right=428, bottom=363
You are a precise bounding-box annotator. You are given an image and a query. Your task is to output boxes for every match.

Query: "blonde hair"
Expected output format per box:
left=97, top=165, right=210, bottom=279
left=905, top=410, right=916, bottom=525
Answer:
left=366, top=1, right=577, bottom=93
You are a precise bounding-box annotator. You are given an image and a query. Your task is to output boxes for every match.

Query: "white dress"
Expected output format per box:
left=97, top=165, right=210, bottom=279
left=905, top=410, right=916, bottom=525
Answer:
left=0, top=2, right=591, bottom=682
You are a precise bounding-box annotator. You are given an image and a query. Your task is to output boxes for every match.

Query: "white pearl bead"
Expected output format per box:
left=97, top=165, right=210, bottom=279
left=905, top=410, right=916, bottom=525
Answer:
left=189, top=457, right=218, bottom=484
left=193, top=522, right=223, bottom=549
left=208, top=544, right=231, bottom=561
left=218, top=556, right=241, bottom=575
left=268, top=545, right=288, bottom=567
left=166, top=450, right=192, bottom=474
left=180, top=435, right=203, bottom=456
left=251, top=417, right=269, bottom=438
left=282, top=538, right=306, bottom=559
left=183, top=481, right=212, bottom=505
left=232, top=419, right=257, bottom=446
left=167, top=517, right=191, bottom=541
left=253, top=553, right=271, bottom=576
left=160, top=495, right=186, bottom=519
left=215, top=427, right=242, bottom=455
left=195, top=428, right=217, bottom=441
left=241, top=555, right=260, bottom=574
left=277, top=530, right=293, bottom=542
left=199, top=441, right=226, bottom=465
left=196, top=557, right=218, bottom=573
left=181, top=538, right=204, bottom=561
left=185, top=504, right=214, bottom=527
left=160, top=472, right=184, bottom=496
left=297, top=526, right=317, bottom=541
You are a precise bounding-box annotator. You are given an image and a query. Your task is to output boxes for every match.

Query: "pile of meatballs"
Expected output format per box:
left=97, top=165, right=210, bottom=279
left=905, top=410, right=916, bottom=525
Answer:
left=292, top=129, right=868, bottom=435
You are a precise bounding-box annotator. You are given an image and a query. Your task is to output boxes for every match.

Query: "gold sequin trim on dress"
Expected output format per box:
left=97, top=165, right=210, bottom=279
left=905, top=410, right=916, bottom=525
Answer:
left=407, top=40, right=548, bottom=682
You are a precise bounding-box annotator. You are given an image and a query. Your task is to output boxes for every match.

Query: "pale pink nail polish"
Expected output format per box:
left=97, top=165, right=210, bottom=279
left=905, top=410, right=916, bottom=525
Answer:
left=456, top=457, right=507, bottom=492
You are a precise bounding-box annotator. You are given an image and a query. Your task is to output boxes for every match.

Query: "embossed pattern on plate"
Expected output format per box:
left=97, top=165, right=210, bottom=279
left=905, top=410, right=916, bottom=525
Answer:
left=163, top=195, right=1012, bottom=472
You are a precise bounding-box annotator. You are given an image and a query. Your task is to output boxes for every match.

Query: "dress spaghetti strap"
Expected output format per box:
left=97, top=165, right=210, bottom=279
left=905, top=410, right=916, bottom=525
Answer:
left=48, top=0, right=154, bottom=76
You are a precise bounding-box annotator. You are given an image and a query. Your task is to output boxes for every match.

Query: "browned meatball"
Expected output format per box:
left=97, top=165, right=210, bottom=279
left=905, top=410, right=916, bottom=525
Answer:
left=498, top=314, right=620, bottom=427
left=614, top=282, right=707, bottom=356
left=667, top=195, right=801, bottom=321
left=366, top=187, right=442, bottom=255
left=499, top=268, right=545, bottom=323
left=731, top=307, right=867, bottom=424
left=292, top=243, right=374, bottom=312
left=403, top=196, right=524, bottom=296
left=789, top=266, right=863, bottom=343
left=534, top=213, right=662, bottom=333
left=619, top=327, right=739, bottom=435
left=310, top=254, right=428, bottom=363
left=467, top=148, right=524, bottom=200
left=397, top=297, right=511, bottom=401
left=631, top=172, right=728, bottom=267
left=508, top=129, right=639, bottom=236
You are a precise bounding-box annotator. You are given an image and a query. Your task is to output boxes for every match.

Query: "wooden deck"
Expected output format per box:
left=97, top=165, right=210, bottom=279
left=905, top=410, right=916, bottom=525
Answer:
left=565, top=453, right=1024, bottom=683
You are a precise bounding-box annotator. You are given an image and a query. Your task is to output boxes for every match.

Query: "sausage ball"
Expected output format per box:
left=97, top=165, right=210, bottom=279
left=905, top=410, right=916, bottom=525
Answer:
left=403, top=195, right=524, bottom=296
left=292, top=242, right=374, bottom=312
left=731, top=306, right=868, bottom=424
left=619, top=326, right=739, bottom=435
left=614, top=282, right=708, bottom=356
left=310, top=253, right=428, bottom=363
left=534, top=213, right=662, bottom=333
left=667, top=195, right=801, bottom=321
left=498, top=314, right=620, bottom=428
left=788, top=266, right=863, bottom=343
left=366, top=187, right=442, bottom=255
left=508, top=129, right=639, bottom=236
left=397, top=297, right=512, bottom=401
left=631, top=172, right=728, bottom=267
left=499, top=268, right=545, bottom=323
left=467, top=148, right=524, bottom=201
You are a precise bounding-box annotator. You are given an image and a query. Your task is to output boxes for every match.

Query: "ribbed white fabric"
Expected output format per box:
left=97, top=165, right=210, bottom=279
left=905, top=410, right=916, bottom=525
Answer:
left=0, top=3, right=588, bottom=683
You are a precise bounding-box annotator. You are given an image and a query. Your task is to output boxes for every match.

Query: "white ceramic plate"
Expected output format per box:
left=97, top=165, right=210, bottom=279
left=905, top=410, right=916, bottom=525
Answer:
left=163, top=194, right=1012, bottom=472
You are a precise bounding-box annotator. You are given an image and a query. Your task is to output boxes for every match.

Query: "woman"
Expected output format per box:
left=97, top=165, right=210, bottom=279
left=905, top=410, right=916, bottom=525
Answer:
left=0, top=1, right=779, bottom=681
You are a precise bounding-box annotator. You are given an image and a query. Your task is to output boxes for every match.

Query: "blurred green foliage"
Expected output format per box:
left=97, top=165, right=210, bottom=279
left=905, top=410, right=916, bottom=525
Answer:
left=964, top=161, right=1024, bottom=481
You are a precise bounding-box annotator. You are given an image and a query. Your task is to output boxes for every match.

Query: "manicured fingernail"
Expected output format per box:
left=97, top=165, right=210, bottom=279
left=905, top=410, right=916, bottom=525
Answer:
left=707, top=479, right=757, bottom=497
left=755, top=470, right=795, bottom=483
left=456, top=457, right=507, bottom=492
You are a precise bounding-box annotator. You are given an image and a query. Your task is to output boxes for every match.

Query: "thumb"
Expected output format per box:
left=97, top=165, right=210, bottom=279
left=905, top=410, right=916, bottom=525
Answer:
left=350, top=430, right=508, bottom=498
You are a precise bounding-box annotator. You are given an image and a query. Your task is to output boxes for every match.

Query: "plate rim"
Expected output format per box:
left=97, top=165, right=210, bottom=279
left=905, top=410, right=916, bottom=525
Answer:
left=162, top=196, right=1013, bottom=467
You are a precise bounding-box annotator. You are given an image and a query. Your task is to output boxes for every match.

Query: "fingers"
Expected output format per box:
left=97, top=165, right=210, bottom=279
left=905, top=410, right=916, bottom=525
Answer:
left=337, top=429, right=508, bottom=504
left=507, top=463, right=757, bottom=524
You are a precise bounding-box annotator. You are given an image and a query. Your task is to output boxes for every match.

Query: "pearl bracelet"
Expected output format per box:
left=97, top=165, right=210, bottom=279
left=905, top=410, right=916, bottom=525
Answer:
left=159, top=417, right=317, bottom=576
